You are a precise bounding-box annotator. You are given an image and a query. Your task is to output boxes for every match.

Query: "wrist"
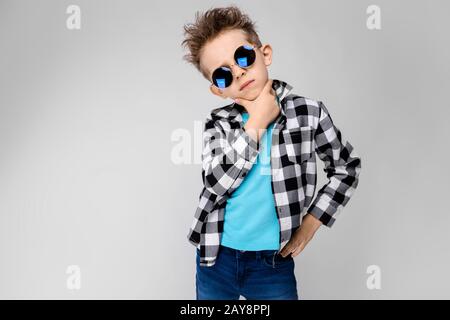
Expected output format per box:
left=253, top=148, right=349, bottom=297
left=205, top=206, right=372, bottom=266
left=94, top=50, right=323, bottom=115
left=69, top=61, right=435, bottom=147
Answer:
left=247, top=114, right=268, bottom=129
left=303, top=213, right=323, bottom=231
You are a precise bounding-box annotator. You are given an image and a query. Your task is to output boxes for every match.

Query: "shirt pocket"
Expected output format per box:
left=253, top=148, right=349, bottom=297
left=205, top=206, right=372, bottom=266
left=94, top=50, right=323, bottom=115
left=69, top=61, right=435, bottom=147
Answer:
left=282, top=126, right=314, bottom=164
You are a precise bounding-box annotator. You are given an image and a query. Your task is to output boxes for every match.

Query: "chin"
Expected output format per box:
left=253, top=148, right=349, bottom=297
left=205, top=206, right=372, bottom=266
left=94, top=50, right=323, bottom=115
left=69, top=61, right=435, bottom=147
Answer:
left=238, top=86, right=260, bottom=101
left=248, top=87, right=262, bottom=100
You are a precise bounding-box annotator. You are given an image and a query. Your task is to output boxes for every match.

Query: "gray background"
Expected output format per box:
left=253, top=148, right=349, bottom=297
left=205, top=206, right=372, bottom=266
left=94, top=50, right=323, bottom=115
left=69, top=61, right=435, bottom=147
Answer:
left=0, top=0, right=449, bottom=299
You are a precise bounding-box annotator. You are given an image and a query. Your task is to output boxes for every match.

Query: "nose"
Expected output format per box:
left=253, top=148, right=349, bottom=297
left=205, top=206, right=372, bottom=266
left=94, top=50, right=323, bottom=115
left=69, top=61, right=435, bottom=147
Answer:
left=230, top=64, right=246, bottom=79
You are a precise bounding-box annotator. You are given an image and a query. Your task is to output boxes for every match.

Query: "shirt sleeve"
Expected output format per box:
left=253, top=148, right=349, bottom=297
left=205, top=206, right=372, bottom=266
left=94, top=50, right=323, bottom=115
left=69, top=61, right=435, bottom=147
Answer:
left=306, top=101, right=362, bottom=227
left=201, top=114, right=260, bottom=197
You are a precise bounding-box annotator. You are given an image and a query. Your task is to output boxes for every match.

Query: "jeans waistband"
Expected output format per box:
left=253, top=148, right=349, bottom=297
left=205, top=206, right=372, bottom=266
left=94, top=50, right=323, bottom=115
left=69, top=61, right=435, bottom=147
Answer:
left=219, top=245, right=280, bottom=259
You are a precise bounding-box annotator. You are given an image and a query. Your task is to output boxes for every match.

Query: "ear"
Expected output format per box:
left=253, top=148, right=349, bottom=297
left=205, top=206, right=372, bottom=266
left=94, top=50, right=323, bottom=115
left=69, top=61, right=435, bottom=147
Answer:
left=259, top=44, right=273, bottom=67
left=209, top=84, right=228, bottom=99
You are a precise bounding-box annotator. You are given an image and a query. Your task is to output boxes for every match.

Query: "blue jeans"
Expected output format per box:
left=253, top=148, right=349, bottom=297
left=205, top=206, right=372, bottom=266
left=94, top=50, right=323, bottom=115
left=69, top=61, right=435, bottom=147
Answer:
left=196, top=245, right=298, bottom=300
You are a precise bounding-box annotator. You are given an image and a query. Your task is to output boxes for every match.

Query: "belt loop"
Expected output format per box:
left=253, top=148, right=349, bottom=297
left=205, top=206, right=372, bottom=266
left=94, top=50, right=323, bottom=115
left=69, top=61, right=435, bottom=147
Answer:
left=272, top=251, right=276, bottom=268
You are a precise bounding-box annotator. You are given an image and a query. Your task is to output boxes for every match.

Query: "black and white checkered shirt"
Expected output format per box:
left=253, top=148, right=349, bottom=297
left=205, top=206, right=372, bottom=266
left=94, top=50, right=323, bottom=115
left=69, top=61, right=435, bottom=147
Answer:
left=187, top=78, right=362, bottom=267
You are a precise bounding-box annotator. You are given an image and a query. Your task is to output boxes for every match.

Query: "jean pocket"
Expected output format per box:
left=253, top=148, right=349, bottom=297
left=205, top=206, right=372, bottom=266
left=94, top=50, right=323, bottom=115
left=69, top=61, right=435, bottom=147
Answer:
left=282, top=126, right=314, bottom=164
left=261, top=253, right=294, bottom=269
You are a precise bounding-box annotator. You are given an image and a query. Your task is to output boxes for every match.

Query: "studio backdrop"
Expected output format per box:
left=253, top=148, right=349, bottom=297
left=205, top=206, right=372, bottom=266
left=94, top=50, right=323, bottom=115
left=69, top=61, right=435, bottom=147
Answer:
left=0, top=0, right=449, bottom=299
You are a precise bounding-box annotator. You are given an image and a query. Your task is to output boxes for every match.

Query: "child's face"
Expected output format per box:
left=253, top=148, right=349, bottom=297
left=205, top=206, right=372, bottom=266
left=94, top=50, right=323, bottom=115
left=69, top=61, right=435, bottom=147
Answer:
left=199, top=29, right=273, bottom=102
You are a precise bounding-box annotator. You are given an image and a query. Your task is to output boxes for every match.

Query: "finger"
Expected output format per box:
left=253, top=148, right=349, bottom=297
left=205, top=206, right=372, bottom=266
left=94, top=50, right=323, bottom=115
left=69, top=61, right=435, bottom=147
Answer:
left=279, top=247, right=288, bottom=257
left=234, top=98, right=248, bottom=108
left=291, top=242, right=306, bottom=258
left=271, top=88, right=276, bottom=97
left=280, top=245, right=293, bottom=258
left=263, top=78, right=273, bottom=93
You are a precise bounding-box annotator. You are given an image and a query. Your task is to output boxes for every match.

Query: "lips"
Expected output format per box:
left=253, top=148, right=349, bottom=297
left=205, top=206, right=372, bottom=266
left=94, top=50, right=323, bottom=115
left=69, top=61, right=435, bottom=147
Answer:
left=239, top=79, right=254, bottom=91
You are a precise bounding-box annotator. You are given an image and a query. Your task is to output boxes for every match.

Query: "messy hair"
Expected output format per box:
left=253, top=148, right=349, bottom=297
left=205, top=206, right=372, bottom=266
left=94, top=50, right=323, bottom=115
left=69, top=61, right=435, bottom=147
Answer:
left=181, top=5, right=262, bottom=80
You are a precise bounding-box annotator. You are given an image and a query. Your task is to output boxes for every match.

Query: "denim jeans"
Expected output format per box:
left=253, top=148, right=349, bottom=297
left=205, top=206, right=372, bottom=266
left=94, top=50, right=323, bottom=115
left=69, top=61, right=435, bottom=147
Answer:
left=196, top=245, right=298, bottom=300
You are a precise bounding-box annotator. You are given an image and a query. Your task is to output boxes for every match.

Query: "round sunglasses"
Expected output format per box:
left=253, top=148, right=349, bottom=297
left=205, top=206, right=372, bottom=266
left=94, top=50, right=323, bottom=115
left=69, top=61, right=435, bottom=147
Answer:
left=211, top=44, right=258, bottom=89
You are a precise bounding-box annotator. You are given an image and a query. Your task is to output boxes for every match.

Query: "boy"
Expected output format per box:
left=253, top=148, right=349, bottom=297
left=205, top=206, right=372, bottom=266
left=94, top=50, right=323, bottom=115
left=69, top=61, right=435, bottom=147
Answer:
left=181, top=5, right=361, bottom=300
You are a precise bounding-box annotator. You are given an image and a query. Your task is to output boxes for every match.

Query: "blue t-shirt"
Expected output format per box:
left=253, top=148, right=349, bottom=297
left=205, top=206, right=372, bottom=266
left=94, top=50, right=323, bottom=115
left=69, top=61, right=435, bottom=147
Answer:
left=221, top=112, right=280, bottom=250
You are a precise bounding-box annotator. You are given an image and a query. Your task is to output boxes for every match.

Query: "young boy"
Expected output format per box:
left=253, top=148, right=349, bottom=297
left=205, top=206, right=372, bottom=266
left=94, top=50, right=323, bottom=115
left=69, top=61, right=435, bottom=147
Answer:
left=181, top=5, right=361, bottom=300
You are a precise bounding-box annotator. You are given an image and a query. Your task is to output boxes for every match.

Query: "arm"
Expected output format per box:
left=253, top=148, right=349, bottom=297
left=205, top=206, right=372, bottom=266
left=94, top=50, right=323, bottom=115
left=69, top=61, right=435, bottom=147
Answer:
left=280, top=100, right=362, bottom=258
left=305, top=100, right=362, bottom=227
left=201, top=114, right=262, bottom=197
left=202, top=79, right=280, bottom=197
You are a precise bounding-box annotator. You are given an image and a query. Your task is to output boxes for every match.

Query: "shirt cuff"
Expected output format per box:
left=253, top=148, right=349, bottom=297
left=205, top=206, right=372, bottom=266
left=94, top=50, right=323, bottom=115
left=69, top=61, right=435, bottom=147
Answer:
left=306, top=196, right=339, bottom=227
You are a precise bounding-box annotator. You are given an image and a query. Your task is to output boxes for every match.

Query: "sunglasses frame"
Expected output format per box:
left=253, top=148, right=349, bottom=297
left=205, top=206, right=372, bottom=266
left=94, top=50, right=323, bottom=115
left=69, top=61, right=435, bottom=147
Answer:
left=210, top=44, right=259, bottom=89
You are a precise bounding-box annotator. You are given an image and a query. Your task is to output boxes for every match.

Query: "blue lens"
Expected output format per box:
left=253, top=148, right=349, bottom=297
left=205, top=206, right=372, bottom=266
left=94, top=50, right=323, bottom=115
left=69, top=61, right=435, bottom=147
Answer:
left=216, top=79, right=226, bottom=89
left=235, top=45, right=256, bottom=70
left=237, top=57, right=248, bottom=67
left=212, top=66, right=233, bottom=88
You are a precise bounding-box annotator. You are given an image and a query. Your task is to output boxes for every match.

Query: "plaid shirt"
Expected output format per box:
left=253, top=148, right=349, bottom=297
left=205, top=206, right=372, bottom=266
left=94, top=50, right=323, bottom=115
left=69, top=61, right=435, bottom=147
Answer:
left=187, top=78, right=362, bottom=267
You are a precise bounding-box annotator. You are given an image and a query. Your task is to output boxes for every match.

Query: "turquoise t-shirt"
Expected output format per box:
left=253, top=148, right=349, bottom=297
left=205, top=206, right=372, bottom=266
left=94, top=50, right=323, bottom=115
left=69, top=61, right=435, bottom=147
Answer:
left=221, top=112, right=280, bottom=250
